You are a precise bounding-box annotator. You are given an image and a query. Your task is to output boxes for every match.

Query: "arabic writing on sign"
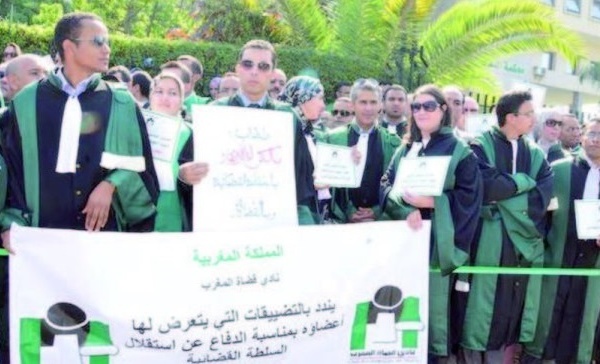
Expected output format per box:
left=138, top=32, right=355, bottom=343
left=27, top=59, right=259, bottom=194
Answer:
left=232, top=198, right=276, bottom=220
left=212, top=172, right=279, bottom=189
left=193, top=245, right=283, bottom=267
left=200, top=272, right=280, bottom=291
left=127, top=300, right=342, bottom=362
left=229, top=126, right=271, bottom=141
left=220, top=144, right=283, bottom=170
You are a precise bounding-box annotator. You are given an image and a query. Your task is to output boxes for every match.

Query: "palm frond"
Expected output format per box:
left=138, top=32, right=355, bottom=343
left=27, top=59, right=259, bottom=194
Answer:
left=421, top=0, right=584, bottom=94
left=278, top=0, right=332, bottom=49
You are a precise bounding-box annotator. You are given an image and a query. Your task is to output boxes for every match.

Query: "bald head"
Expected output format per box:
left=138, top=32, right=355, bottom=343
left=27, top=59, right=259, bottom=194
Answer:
left=6, top=54, right=49, bottom=95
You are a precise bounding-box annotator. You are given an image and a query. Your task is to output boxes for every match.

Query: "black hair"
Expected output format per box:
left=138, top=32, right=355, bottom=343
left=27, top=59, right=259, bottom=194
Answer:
left=53, top=12, right=102, bottom=60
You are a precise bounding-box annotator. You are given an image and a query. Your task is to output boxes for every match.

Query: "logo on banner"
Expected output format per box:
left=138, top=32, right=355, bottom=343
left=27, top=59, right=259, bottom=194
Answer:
left=19, top=302, right=119, bottom=364
left=349, top=285, right=424, bottom=359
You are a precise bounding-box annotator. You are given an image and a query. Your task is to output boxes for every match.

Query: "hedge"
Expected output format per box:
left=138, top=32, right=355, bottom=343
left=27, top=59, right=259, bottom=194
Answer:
left=0, top=21, right=387, bottom=103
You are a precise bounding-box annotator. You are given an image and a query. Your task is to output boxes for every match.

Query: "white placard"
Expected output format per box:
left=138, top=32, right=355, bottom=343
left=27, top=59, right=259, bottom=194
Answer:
left=574, top=200, right=600, bottom=240
left=192, top=105, right=298, bottom=231
left=391, top=156, right=452, bottom=197
left=465, top=113, right=498, bottom=137
left=314, top=143, right=359, bottom=188
left=142, top=110, right=183, bottom=163
left=10, top=222, right=430, bottom=363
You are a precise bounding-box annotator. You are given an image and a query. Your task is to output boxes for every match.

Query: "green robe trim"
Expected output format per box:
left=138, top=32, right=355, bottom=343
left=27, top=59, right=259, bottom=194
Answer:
left=525, top=157, right=600, bottom=363
left=384, top=128, right=471, bottom=355
left=184, top=92, right=210, bottom=118
left=326, top=123, right=400, bottom=222
left=12, top=75, right=155, bottom=229
left=155, top=122, right=192, bottom=232
left=462, top=128, right=546, bottom=350
left=20, top=319, right=112, bottom=364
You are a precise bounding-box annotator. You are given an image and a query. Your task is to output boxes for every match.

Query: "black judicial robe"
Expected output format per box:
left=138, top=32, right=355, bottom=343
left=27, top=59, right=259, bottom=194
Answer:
left=1, top=77, right=158, bottom=231
left=326, top=123, right=400, bottom=223
left=461, top=128, right=553, bottom=351
left=524, top=155, right=600, bottom=363
left=381, top=128, right=482, bottom=356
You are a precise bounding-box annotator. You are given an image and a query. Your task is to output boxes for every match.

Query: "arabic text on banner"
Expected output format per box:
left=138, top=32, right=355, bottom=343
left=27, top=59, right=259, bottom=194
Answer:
left=10, top=222, right=429, bottom=363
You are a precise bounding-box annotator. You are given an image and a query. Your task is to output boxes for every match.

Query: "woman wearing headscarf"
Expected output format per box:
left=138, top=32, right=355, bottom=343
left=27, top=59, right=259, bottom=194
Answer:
left=278, top=75, right=327, bottom=223
left=148, top=72, right=194, bottom=231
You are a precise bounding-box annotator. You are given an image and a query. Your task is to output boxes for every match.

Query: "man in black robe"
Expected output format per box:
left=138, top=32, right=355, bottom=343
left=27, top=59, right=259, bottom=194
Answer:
left=178, top=39, right=318, bottom=225
left=523, top=118, right=600, bottom=364
left=461, top=90, right=553, bottom=362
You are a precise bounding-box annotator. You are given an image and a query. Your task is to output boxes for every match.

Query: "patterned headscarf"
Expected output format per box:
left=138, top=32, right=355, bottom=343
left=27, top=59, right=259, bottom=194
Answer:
left=278, top=76, right=324, bottom=107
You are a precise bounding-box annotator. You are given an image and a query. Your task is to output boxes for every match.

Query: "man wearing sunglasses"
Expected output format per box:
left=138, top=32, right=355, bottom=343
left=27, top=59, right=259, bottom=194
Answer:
left=1, top=12, right=159, bottom=247
left=326, top=79, right=400, bottom=223
left=328, top=97, right=354, bottom=129
left=461, top=90, right=553, bottom=361
left=206, top=39, right=319, bottom=224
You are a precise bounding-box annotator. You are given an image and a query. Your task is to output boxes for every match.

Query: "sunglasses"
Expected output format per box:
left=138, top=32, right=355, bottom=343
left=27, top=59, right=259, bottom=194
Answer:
left=332, top=109, right=353, bottom=117
left=239, top=59, right=272, bottom=72
left=0, top=71, right=4, bottom=78
left=545, top=119, right=562, bottom=127
left=410, top=101, right=440, bottom=112
left=3, top=52, right=16, bottom=58
left=70, top=35, right=110, bottom=47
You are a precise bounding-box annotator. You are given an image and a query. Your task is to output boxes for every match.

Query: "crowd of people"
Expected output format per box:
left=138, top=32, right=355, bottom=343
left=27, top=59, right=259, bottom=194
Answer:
left=0, top=11, right=599, bottom=364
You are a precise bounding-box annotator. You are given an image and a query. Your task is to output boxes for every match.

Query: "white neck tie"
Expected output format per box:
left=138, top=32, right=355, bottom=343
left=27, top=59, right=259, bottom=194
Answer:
left=355, top=133, right=369, bottom=186
left=583, top=167, right=600, bottom=200
left=55, top=95, right=82, bottom=173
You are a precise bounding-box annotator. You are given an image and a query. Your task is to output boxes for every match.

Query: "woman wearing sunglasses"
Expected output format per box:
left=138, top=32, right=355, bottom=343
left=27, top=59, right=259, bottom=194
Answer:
left=147, top=72, right=195, bottom=231
left=534, top=111, right=562, bottom=158
left=381, top=84, right=483, bottom=362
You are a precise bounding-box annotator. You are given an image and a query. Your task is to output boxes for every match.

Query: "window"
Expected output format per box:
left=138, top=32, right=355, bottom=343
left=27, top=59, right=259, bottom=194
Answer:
left=592, top=0, right=600, bottom=19
left=540, top=0, right=554, bottom=5
left=541, top=52, right=555, bottom=71
left=564, top=0, right=581, bottom=14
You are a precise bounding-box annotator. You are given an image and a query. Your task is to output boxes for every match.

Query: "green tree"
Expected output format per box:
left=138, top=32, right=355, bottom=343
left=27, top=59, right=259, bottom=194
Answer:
left=278, top=0, right=584, bottom=94
left=31, top=3, right=63, bottom=27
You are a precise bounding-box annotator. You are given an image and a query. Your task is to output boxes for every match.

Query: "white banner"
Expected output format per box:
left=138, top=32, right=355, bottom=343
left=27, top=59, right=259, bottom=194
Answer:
left=192, top=105, right=298, bottom=231
left=10, top=222, right=429, bottom=364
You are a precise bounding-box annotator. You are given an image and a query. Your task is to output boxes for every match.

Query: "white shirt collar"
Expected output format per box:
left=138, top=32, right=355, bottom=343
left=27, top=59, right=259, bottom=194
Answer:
left=55, top=68, right=98, bottom=97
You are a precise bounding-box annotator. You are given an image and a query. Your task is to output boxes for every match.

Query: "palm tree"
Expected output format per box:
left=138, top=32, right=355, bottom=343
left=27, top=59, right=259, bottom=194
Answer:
left=277, top=0, right=584, bottom=94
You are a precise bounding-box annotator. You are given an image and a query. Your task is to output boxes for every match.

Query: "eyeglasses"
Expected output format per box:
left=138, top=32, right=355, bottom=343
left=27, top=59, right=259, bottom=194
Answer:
left=239, top=60, right=272, bottom=72
left=332, top=110, right=353, bottom=117
left=585, top=131, right=600, bottom=140
left=3, top=52, right=16, bottom=58
left=70, top=35, right=110, bottom=47
left=544, top=119, right=562, bottom=127
left=410, top=101, right=440, bottom=112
